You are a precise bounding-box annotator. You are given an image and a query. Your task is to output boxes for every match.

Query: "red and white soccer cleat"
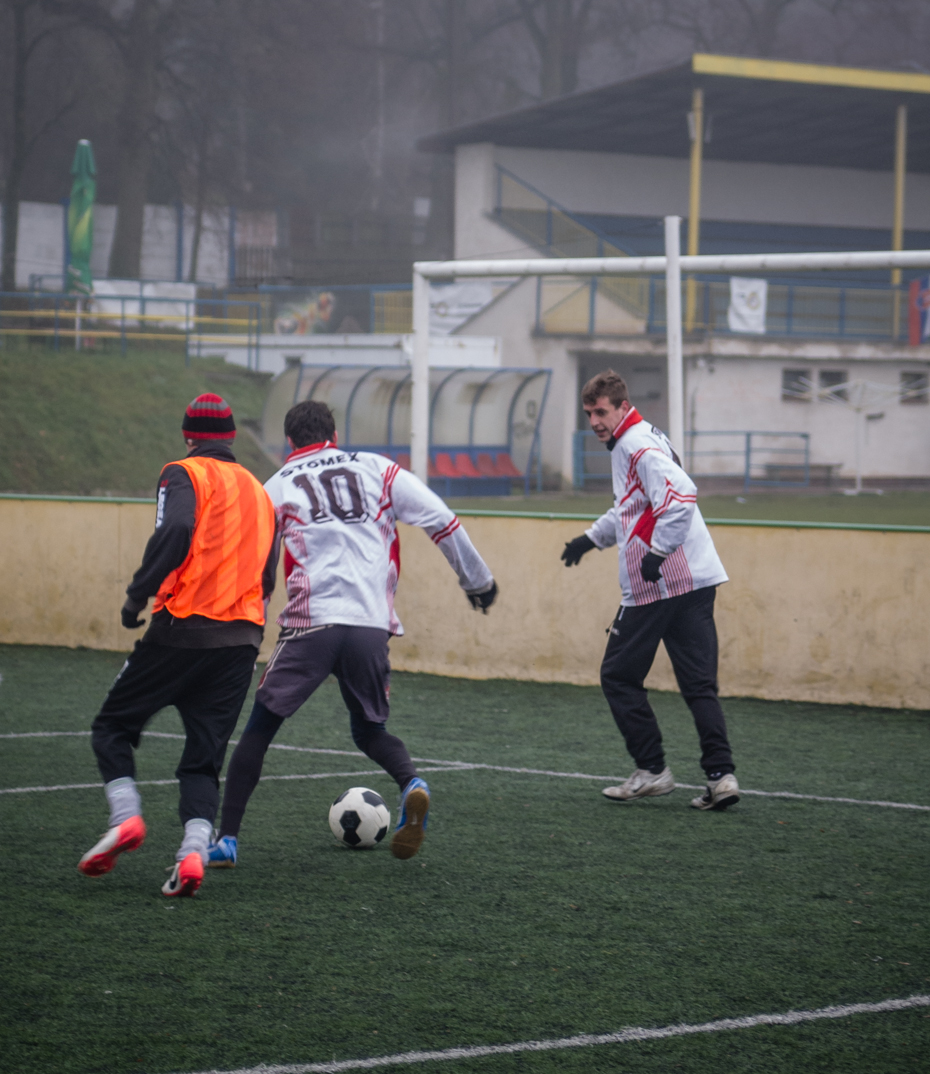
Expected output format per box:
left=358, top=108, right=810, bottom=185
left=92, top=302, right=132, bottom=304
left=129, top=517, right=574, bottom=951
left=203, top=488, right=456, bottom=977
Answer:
left=78, top=815, right=147, bottom=877
left=161, top=852, right=204, bottom=897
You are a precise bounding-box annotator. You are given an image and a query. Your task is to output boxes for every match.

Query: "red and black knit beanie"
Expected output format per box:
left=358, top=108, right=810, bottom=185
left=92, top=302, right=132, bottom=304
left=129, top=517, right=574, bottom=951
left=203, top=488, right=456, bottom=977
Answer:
left=182, top=393, right=236, bottom=440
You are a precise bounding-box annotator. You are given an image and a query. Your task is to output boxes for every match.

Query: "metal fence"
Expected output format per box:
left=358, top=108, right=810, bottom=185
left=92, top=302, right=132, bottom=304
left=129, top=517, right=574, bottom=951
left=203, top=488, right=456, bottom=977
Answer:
left=493, top=164, right=912, bottom=343
left=686, top=430, right=813, bottom=488
left=573, top=429, right=813, bottom=490
left=0, top=291, right=263, bottom=369
left=537, top=275, right=909, bottom=341
left=572, top=430, right=613, bottom=488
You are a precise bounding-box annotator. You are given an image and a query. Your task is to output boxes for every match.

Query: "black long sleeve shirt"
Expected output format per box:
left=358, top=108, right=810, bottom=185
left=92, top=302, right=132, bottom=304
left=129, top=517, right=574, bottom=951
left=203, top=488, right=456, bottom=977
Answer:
left=126, top=442, right=278, bottom=649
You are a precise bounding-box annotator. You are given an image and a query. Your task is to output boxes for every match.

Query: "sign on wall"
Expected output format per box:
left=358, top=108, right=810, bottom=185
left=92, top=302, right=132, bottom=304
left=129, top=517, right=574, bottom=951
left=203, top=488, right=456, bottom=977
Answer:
left=429, top=281, right=494, bottom=335
left=273, top=289, right=370, bottom=334
left=727, top=277, right=767, bottom=334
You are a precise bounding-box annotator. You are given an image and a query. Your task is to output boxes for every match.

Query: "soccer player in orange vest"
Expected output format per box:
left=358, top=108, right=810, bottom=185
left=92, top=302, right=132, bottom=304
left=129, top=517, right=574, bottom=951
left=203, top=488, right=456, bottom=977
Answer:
left=78, top=394, right=276, bottom=896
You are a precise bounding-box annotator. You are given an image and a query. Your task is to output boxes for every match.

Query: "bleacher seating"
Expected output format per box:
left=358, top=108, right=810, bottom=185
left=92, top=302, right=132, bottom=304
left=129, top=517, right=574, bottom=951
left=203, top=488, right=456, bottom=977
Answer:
left=426, top=449, right=518, bottom=495
left=433, top=453, right=459, bottom=478
left=350, top=446, right=525, bottom=496
left=475, top=453, right=498, bottom=477
left=491, top=452, right=523, bottom=478
left=453, top=453, right=482, bottom=478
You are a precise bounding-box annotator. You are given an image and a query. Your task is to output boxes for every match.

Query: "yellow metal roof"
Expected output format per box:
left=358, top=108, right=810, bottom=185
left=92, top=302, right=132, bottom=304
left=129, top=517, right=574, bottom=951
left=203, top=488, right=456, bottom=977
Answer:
left=692, top=54, right=930, bottom=95
left=420, top=54, right=930, bottom=171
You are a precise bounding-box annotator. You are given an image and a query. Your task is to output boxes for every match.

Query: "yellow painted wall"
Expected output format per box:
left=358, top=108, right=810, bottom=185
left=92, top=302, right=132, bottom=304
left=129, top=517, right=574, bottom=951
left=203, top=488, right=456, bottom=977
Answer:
left=1, top=499, right=927, bottom=710
left=390, top=517, right=930, bottom=709
left=0, top=499, right=156, bottom=653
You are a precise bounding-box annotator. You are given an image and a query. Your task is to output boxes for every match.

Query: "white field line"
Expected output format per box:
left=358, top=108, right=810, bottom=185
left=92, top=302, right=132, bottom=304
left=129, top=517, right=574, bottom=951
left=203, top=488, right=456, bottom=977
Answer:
left=2, top=732, right=929, bottom=812
left=0, top=768, right=472, bottom=796
left=188, top=994, right=930, bottom=1074
left=0, top=730, right=467, bottom=768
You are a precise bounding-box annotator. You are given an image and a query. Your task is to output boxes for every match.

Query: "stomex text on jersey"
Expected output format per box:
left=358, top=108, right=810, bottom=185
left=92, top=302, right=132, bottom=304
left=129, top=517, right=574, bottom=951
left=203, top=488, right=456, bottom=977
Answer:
left=280, top=452, right=360, bottom=478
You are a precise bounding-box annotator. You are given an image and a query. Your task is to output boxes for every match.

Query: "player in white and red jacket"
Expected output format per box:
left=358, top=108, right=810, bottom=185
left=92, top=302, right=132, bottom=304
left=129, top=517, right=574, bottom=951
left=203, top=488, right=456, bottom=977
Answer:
left=584, top=409, right=728, bottom=606
left=561, top=370, right=739, bottom=812
left=210, top=400, right=497, bottom=865
left=264, top=438, right=494, bottom=634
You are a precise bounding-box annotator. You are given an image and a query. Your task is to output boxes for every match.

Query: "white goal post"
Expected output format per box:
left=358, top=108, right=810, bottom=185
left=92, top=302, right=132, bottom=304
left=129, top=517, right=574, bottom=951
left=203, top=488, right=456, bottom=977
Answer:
left=410, top=216, right=930, bottom=484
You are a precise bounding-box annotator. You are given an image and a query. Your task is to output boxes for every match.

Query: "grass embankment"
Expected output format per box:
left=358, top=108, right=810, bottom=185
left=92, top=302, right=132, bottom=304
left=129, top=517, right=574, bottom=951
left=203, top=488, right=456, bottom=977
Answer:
left=1, top=645, right=928, bottom=1074
left=0, top=345, right=276, bottom=496
left=2, top=343, right=927, bottom=524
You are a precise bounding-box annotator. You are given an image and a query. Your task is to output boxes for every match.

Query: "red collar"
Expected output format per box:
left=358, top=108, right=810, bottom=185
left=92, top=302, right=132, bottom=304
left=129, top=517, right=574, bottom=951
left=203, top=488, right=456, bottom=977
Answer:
left=286, top=439, right=337, bottom=462
left=611, top=407, right=643, bottom=440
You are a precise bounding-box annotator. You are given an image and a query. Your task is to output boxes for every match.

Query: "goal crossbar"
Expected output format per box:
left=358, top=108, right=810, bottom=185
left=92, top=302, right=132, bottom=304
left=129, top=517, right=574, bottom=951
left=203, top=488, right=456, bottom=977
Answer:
left=409, top=215, right=930, bottom=483
left=414, top=249, right=930, bottom=279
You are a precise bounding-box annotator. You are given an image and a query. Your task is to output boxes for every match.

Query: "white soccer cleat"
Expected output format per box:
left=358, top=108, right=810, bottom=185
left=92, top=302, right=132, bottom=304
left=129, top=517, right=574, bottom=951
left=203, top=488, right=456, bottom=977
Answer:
left=602, top=767, right=675, bottom=801
left=691, top=773, right=740, bottom=811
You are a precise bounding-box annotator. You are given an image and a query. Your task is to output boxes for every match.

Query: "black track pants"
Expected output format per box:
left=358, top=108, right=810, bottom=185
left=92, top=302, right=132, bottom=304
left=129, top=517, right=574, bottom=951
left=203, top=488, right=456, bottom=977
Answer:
left=600, top=586, right=734, bottom=777
left=91, top=641, right=257, bottom=825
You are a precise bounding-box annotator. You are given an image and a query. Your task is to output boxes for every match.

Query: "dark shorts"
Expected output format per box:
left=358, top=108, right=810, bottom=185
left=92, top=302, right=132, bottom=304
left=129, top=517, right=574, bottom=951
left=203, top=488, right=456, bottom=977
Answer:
left=256, top=624, right=391, bottom=723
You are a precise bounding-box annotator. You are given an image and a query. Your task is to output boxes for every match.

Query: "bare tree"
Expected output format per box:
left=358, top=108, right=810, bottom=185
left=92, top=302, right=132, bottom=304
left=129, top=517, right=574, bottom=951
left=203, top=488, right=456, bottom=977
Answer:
left=514, top=0, right=599, bottom=97
left=350, top=1, right=526, bottom=253
left=648, top=0, right=808, bottom=57
left=154, top=1, right=244, bottom=280
left=812, top=0, right=930, bottom=67
left=48, top=0, right=185, bottom=279
left=0, top=0, right=74, bottom=290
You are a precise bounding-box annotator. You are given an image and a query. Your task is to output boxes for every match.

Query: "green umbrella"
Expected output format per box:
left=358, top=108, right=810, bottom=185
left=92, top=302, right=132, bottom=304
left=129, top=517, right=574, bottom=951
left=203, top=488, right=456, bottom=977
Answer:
left=67, top=139, right=96, bottom=295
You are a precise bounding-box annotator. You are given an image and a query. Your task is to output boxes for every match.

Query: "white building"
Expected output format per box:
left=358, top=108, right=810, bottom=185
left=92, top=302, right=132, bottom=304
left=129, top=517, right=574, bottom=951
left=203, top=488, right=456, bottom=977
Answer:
left=1, top=202, right=278, bottom=289
left=418, top=54, right=930, bottom=485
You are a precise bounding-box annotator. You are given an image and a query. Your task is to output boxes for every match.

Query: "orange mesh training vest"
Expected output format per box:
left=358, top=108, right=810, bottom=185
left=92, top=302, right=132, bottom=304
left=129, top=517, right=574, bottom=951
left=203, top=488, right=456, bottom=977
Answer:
left=153, top=456, right=275, bottom=625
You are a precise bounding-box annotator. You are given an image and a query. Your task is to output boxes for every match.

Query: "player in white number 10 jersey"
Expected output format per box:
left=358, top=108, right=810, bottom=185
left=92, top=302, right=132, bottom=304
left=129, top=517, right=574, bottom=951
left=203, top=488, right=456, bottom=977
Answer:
left=208, top=400, right=497, bottom=865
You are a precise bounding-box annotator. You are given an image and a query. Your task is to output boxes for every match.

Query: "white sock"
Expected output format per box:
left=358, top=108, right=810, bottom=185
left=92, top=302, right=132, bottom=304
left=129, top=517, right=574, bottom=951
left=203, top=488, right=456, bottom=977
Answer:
left=105, top=777, right=141, bottom=827
left=176, top=818, right=212, bottom=865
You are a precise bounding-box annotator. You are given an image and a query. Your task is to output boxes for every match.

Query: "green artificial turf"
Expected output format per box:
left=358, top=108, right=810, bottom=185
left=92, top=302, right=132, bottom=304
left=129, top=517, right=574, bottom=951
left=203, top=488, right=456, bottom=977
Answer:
left=1, top=644, right=928, bottom=1074
left=446, top=491, right=930, bottom=527
left=0, top=345, right=275, bottom=495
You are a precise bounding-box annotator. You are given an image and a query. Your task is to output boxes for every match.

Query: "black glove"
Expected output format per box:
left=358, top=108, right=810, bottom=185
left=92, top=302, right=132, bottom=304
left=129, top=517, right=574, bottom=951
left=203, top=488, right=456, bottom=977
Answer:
left=467, top=580, right=498, bottom=614
left=121, top=600, right=146, bottom=630
left=640, top=552, right=666, bottom=583
left=561, top=534, right=596, bottom=567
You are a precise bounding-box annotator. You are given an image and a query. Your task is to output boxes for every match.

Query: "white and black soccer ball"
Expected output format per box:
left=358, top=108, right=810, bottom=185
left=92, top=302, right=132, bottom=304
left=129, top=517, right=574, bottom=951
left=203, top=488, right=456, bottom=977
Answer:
left=328, top=787, right=391, bottom=849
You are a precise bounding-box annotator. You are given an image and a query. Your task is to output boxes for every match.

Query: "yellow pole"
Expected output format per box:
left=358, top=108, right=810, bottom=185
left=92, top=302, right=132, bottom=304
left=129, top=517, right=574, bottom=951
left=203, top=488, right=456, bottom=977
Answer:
left=685, top=87, right=704, bottom=332
left=892, top=103, right=907, bottom=338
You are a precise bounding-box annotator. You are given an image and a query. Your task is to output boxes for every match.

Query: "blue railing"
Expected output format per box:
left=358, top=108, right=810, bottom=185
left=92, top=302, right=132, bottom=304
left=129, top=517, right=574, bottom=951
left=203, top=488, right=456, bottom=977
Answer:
left=538, top=275, right=909, bottom=342
left=573, top=429, right=813, bottom=490
left=494, top=165, right=630, bottom=260
left=495, top=163, right=911, bottom=342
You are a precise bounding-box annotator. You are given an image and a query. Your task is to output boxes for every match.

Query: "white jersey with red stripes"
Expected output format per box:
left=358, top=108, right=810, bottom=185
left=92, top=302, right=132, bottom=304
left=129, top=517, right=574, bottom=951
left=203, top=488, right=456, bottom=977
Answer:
left=264, top=442, right=494, bottom=634
left=585, top=408, right=728, bottom=606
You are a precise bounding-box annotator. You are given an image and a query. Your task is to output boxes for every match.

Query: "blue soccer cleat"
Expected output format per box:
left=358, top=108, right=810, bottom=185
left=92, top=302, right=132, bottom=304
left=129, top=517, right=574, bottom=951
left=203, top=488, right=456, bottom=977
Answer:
left=207, top=834, right=237, bottom=868
left=390, top=777, right=430, bottom=860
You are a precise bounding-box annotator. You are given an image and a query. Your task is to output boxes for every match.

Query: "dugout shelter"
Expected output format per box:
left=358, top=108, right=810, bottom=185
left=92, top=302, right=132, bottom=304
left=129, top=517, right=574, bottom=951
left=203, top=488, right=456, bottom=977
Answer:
left=261, top=360, right=551, bottom=495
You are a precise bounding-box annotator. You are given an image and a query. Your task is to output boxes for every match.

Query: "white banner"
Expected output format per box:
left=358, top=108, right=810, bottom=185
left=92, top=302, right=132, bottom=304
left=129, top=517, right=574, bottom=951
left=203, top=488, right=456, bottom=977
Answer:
left=727, top=277, right=767, bottom=334
left=429, top=281, right=494, bottom=335
left=91, top=279, right=196, bottom=328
